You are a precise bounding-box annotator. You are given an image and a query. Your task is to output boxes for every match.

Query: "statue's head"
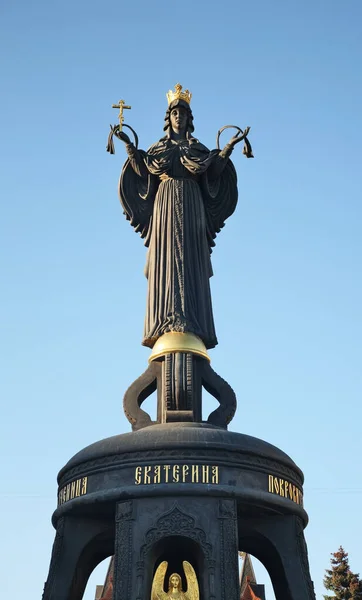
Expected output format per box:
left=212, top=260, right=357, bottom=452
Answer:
left=168, top=573, right=182, bottom=592
left=164, top=99, right=194, bottom=137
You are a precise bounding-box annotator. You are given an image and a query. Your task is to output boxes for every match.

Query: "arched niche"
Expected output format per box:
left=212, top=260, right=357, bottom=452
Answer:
left=144, top=535, right=207, bottom=600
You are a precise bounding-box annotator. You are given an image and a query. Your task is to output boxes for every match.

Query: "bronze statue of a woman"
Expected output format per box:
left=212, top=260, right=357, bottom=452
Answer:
left=116, top=84, right=248, bottom=351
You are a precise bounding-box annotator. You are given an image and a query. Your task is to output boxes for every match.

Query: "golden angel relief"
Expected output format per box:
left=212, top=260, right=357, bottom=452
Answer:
left=151, top=561, right=199, bottom=600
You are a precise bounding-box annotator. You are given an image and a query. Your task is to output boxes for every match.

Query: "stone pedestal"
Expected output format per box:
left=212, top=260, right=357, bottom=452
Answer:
left=42, top=423, right=315, bottom=600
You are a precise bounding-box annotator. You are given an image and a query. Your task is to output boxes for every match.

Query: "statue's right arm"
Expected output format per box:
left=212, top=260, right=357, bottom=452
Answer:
left=125, top=143, right=149, bottom=178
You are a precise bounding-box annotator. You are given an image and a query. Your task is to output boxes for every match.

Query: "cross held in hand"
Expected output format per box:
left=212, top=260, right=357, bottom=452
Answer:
left=112, top=99, right=131, bottom=131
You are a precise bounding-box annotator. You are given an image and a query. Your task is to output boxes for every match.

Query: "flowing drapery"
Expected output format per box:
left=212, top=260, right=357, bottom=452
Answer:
left=119, top=138, right=238, bottom=349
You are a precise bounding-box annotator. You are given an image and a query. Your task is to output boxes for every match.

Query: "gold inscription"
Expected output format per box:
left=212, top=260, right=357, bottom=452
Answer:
left=173, top=465, right=179, bottom=482
left=268, top=475, right=303, bottom=506
left=154, top=465, right=161, bottom=484
left=58, top=477, right=88, bottom=506
left=212, top=465, right=219, bottom=484
left=202, top=465, right=209, bottom=483
left=135, top=466, right=142, bottom=485
left=164, top=464, right=171, bottom=482
left=134, top=465, right=219, bottom=485
left=144, top=466, right=151, bottom=484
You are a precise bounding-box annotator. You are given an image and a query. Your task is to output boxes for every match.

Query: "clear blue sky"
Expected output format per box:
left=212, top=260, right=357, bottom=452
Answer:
left=1, top=1, right=361, bottom=598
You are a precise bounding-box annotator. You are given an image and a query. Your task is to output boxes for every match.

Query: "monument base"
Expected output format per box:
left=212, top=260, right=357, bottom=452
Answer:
left=43, top=424, right=315, bottom=600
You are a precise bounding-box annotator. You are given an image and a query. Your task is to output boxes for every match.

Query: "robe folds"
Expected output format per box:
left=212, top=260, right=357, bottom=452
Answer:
left=119, top=137, right=238, bottom=349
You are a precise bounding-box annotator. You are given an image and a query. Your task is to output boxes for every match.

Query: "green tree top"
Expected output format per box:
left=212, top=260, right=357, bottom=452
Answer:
left=323, top=546, right=362, bottom=600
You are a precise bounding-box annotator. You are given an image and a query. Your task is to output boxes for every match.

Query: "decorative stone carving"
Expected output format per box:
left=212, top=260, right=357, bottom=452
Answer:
left=218, top=500, right=239, bottom=600
left=114, top=502, right=134, bottom=600
left=141, top=505, right=212, bottom=562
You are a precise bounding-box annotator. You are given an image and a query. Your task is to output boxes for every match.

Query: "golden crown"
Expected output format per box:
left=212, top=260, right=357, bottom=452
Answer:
left=166, top=83, right=192, bottom=106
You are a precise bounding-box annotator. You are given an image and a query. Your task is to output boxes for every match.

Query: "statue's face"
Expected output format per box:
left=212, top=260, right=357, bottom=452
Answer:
left=170, top=107, right=188, bottom=134
left=170, top=574, right=181, bottom=590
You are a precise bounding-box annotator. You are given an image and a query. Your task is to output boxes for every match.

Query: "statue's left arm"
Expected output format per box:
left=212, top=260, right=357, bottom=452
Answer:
left=207, top=127, right=251, bottom=180
left=180, top=139, right=238, bottom=247
left=206, top=144, right=235, bottom=180
left=201, top=154, right=238, bottom=248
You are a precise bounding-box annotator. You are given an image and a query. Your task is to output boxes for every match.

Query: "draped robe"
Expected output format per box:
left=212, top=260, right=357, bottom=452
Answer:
left=119, top=137, right=238, bottom=349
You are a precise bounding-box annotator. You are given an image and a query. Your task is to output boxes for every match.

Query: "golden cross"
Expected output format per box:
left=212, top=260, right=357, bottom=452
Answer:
left=111, top=99, right=131, bottom=131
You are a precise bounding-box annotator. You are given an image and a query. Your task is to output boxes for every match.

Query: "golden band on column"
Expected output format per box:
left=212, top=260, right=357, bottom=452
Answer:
left=149, top=332, right=210, bottom=363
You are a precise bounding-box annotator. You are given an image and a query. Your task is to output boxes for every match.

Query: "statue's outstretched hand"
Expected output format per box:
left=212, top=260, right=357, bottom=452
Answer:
left=228, top=126, right=250, bottom=148
left=115, top=129, right=132, bottom=145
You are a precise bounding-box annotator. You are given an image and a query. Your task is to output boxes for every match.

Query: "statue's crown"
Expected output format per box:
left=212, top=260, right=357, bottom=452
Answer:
left=166, top=83, right=192, bottom=106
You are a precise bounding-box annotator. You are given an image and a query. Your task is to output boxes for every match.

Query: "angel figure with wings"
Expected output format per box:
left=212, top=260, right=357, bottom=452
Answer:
left=151, top=560, right=199, bottom=600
